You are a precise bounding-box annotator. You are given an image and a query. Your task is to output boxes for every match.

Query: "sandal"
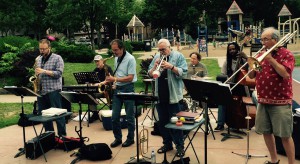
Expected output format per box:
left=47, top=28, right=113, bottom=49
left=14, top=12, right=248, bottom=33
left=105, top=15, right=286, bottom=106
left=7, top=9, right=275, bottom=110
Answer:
left=176, top=148, right=185, bottom=157
left=265, top=160, right=280, bottom=164
left=157, top=145, right=173, bottom=154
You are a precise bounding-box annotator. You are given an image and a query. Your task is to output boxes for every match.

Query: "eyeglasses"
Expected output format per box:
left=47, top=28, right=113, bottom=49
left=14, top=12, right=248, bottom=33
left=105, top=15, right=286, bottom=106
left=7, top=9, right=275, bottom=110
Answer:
left=260, top=38, right=273, bottom=42
left=39, top=48, right=49, bottom=51
left=158, top=48, right=167, bottom=52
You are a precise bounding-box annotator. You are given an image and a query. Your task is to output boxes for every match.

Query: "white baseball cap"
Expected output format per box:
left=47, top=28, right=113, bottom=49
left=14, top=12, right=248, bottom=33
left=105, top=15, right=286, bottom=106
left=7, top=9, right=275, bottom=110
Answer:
left=94, top=55, right=103, bottom=61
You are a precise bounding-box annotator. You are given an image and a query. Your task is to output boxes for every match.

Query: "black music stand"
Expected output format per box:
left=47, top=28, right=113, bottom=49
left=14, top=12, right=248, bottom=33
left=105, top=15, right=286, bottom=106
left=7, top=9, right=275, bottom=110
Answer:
left=117, top=93, right=158, bottom=164
left=183, top=79, right=232, bottom=164
left=73, top=72, right=101, bottom=127
left=141, top=79, right=157, bottom=126
left=3, top=86, right=40, bottom=158
left=60, top=91, right=99, bottom=146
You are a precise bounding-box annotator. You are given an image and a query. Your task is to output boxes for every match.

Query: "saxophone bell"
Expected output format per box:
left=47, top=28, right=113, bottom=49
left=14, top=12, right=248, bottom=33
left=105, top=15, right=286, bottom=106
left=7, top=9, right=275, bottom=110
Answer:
left=29, top=55, right=41, bottom=93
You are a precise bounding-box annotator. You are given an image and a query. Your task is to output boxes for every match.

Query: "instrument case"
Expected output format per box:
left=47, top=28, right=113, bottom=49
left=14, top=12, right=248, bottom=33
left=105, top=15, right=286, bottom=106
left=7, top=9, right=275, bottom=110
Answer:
left=100, top=109, right=128, bottom=130
left=25, top=131, right=55, bottom=159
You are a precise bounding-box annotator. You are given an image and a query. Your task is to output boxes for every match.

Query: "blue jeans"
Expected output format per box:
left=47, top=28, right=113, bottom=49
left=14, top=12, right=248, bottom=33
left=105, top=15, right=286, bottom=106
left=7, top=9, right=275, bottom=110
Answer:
left=38, top=90, right=66, bottom=136
left=156, top=103, right=184, bottom=149
left=111, top=83, right=135, bottom=141
left=217, top=105, right=226, bottom=126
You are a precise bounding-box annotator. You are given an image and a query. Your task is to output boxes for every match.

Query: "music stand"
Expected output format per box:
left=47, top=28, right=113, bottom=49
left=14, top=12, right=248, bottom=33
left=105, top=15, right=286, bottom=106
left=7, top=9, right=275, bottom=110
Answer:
left=3, top=86, right=40, bottom=158
left=73, top=72, right=101, bottom=127
left=60, top=91, right=99, bottom=146
left=117, top=93, right=158, bottom=164
left=183, top=79, right=232, bottom=164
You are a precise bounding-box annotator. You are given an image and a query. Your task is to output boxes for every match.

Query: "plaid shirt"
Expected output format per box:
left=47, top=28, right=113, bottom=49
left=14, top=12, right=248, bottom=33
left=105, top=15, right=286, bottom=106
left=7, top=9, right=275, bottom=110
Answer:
left=37, top=53, right=64, bottom=95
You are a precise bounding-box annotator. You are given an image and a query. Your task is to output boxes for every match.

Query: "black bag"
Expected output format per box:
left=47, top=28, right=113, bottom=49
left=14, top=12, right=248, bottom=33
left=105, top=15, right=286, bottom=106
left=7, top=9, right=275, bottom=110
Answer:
left=18, top=114, right=40, bottom=127
left=71, top=143, right=112, bottom=163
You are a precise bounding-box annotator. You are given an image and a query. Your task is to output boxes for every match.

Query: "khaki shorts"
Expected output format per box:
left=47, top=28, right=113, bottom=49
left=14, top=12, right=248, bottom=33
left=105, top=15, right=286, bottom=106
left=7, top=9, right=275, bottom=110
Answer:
left=255, top=104, right=293, bottom=138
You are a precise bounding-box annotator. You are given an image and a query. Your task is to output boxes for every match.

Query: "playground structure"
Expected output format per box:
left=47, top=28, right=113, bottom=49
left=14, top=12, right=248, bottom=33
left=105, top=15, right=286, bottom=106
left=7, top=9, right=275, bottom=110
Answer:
left=159, top=28, right=195, bottom=47
left=225, top=1, right=262, bottom=47
left=278, top=4, right=299, bottom=44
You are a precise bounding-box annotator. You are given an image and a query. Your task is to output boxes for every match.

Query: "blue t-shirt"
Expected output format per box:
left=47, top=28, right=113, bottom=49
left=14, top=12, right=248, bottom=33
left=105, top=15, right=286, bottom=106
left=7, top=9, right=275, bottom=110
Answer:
left=114, top=51, right=137, bottom=86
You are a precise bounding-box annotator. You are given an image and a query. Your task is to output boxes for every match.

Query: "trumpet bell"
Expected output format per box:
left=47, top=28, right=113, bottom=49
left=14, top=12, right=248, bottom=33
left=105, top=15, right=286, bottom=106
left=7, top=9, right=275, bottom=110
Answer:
left=152, top=70, right=161, bottom=79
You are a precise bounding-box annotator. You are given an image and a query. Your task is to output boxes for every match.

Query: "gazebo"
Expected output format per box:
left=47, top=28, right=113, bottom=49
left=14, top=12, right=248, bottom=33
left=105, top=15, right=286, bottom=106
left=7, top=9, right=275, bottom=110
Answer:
left=127, top=15, right=145, bottom=41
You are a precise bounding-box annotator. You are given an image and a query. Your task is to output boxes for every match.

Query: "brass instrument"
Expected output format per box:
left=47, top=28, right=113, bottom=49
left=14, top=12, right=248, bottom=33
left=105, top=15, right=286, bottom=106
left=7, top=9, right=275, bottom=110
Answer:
left=29, top=55, right=41, bottom=93
left=139, top=126, right=149, bottom=155
left=98, top=55, right=114, bottom=94
left=227, top=31, right=297, bottom=91
left=152, top=54, right=166, bottom=78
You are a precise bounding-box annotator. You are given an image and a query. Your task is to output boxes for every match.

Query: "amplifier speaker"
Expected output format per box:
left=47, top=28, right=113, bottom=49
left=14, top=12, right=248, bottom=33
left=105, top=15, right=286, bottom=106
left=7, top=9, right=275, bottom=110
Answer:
left=275, top=116, right=300, bottom=159
left=25, top=131, right=55, bottom=159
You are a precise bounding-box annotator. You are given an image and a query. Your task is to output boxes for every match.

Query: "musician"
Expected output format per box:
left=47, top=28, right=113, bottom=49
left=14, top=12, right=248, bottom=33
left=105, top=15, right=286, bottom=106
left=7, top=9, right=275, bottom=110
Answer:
left=105, top=39, right=137, bottom=148
left=93, top=55, right=113, bottom=82
left=187, top=52, right=208, bottom=79
left=185, top=52, right=208, bottom=96
left=35, top=39, right=66, bottom=136
left=148, top=39, right=188, bottom=157
left=215, top=42, right=247, bottom=132
left=248, top=27, right=295, bottom=164
left=88, top=55, right=113, bottom=116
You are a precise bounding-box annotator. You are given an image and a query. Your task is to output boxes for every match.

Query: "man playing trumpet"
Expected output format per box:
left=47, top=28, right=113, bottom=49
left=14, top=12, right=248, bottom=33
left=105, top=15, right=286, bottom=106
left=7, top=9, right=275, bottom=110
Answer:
left=148, top=39, right=187, bottom=157
left=248, top=27, right=295, bottom=164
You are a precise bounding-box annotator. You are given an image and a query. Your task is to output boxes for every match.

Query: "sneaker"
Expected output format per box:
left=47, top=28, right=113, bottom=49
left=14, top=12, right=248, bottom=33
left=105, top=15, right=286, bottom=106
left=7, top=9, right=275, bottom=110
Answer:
left=214, top=125, right=224, bottom=132
left=265, top=160, right=280, bottom=164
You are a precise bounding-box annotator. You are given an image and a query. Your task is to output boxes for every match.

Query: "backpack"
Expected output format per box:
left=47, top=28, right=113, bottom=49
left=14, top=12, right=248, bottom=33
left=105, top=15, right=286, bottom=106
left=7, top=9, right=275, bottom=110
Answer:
left=71, top=143, right=112, bottom=164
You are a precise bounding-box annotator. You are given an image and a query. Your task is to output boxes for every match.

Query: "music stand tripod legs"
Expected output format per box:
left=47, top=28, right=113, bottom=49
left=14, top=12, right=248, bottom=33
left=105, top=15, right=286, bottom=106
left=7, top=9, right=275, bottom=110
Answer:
left=14, top=95, right=26, bottom=158
left=231, top=106, right=267, bottom=163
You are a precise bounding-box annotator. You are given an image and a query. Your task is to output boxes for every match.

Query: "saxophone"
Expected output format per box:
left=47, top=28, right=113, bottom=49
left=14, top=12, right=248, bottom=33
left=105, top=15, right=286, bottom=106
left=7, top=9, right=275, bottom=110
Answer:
left=29, top=55, right=41, bottom=93
left=97, top=56, right=114, bottom=105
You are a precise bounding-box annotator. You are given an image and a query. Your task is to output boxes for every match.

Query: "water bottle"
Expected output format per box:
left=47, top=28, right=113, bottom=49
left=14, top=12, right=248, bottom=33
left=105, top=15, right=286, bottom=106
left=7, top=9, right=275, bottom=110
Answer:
left=151, top=149, right=156, bottom=164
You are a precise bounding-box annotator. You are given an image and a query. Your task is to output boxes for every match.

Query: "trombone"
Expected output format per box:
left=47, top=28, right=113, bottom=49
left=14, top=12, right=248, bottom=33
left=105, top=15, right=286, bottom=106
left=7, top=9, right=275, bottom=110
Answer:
left=227, top=31, right=297, bottom=91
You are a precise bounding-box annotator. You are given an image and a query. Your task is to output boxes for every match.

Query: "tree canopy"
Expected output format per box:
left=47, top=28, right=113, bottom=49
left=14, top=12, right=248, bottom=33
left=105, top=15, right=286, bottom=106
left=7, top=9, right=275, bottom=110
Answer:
left=0, top=0, right=299, bottom=41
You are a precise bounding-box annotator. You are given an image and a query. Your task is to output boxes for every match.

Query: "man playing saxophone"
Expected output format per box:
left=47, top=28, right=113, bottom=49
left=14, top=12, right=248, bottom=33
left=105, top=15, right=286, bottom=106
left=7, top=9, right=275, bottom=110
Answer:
left=88, top=55, right=113, bottom=114
left=35, top=39, right=66, bottom=137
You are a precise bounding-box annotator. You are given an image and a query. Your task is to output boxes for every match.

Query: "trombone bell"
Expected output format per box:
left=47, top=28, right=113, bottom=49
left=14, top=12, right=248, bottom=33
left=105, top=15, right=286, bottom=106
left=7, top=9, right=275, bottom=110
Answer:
left=247, top=57, right=262, bottom=71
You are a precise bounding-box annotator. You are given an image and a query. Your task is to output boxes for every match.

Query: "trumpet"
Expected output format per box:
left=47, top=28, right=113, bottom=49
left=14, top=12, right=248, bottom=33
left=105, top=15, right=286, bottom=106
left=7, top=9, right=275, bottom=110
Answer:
left=139, top=126, right=149, bottom=155
left=152, top=54, right=166, bottom=78
left=227, top=31, right=297, bottom=91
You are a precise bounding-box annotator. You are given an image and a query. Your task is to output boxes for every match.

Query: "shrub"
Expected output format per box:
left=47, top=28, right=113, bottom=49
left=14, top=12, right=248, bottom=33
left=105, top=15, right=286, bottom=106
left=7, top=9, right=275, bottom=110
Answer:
left=130, top=41, right=144, bottom=51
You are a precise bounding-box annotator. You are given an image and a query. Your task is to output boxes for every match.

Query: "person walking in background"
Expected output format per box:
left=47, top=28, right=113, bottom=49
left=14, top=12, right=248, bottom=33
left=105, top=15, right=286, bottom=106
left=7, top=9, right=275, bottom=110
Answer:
left=35, top=39, right=66, bottom=136
left=105, top=39, right=137, bottom=148
left=176, top=31, right=180, bottom=51
left=248, top=27, right=295, bottom=164
left=148, top=38, right=187, bottom=157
